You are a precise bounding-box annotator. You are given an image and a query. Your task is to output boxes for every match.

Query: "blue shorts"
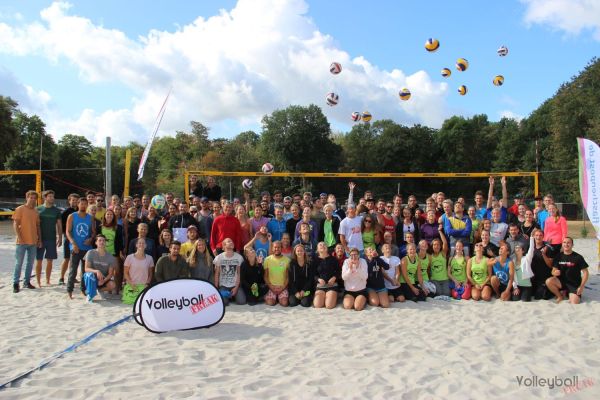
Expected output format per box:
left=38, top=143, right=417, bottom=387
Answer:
left=36, top=240, right=58, bottom=260
left=367, top=287, right=387, bottom=293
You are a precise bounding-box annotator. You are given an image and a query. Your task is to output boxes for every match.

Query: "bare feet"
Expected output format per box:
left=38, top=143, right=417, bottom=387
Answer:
left=67, top=292, right=73, bottom=299
left=556, top=295, right=564, bottom=304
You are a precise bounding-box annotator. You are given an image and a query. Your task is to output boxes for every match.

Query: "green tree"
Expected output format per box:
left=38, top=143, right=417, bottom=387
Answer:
left=0, top=96, right=19, bottom=167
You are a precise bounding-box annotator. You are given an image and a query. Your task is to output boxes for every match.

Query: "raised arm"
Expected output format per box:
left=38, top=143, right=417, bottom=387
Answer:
left=501, top=176, right=508, bottom=209
left=487, top=176, right=494, bottom=209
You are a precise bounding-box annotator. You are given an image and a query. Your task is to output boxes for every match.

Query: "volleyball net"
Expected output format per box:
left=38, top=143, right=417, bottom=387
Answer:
left=183, top=170, right=539, bottom=204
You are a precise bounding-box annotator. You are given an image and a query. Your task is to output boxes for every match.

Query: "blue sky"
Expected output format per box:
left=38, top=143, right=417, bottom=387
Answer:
left=1, top=0, right=599, bottom=145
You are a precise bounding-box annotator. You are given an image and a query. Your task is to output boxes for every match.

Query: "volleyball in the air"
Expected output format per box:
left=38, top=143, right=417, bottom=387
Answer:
left=262, top=163, right=274, bottom=174
left=425, top=38, right=440, bottom=52
left=242, top=179, right=253, bottom=190
left=351, top=111, right=361, bottom=122
left=399, top=88, right=411, bottom=101
left=497, top=45, right=509, bottom=57
left=493, top=75, right=504, bottom=86
left=330, top=62, right=342, bottom=74
left=456, top=58, right=469, bottom=71
left=326, top=92, right=339, bottom=106
left=150, top=194, right=166, bottom=210
left=441, top=68, right=451, bottom=77
left=362, top=111, right=372, bottom=122
left=458, top=85, right=468, bottom=95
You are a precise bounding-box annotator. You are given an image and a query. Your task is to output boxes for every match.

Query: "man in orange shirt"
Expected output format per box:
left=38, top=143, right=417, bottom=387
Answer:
left=12, top=190, right=41, bottom=293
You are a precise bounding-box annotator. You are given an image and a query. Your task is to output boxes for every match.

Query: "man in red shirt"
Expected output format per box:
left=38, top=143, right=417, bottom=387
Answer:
left=508, top=193, right=524, bottom=217
left=210, top=201, right=242, bottom=254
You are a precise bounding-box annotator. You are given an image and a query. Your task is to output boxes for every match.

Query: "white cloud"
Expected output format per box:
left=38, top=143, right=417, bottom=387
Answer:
left=521, top=0, right=600, bottom=40
left=0, top=66, right=52, bottom=115
left=0, top=0, right=451, bottom=145
left=498, top=110, right=523, bottom=121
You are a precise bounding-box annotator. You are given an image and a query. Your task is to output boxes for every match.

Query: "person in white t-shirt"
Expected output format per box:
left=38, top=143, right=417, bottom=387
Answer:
left=338, top=204, right=364, bottom=256
left=380, top=243, right=402, bottom=302
left=213, top=238, right=246, bottom=306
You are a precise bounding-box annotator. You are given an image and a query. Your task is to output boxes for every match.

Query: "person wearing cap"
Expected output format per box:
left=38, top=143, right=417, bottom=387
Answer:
left=180, top=224, right=200, bottom=258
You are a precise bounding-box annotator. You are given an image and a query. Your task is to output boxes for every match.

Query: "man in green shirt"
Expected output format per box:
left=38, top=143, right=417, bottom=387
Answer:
left=36, top=190, right=62, bottom=287
left=263, top=241, right=290, bottom=306
left=155, top=241, right=189, bottom=282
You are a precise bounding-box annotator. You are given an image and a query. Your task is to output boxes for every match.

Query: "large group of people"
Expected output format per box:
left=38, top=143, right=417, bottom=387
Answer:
left=10, top=174, right=590, bottom=307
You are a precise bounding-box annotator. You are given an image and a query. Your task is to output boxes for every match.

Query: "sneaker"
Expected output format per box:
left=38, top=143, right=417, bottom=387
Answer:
left=86, top=295, right=93, bottom=303
left=58, top=278, right=65, bottom=285
left=13, top=284, right=19, bottom=293
left=25, top=283, right=36, bottom=289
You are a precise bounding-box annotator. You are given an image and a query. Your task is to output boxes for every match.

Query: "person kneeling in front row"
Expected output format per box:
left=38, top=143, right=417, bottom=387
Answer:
left=83, top=235, right=117, bottom=302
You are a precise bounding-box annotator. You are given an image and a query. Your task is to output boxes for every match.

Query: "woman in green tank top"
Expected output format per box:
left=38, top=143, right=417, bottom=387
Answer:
left=429, top=228, right=451, bottom=297
left=398, top=243, right=426, bottom=302
left=448, top=240, right=471, bottom=300
left=361, top=216, right=377, bottom=251
left=467, top=241, right=492, bottom=301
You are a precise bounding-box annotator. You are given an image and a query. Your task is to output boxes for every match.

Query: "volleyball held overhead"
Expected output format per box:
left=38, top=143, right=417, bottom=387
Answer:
left=242, top=179, right=253, bottom=190
left=326, top=92, right=339, bottom=106
left=441, top=68, right=451, bottom=77
left=493, top=75, right=505, bottom=86
left=456, top=58, right=469, bottom=71
left=362, top=111, right=372, bottom=122
left=458, top=85, right=468, bottom=95
left=329, top=62, right=342, bottom=74
left=351, top=111, right=361, bottom=122
left=497, top=45, right=509, bottom=57
left=261, top=163, right=274, bottom=174
left=150, top=194, right=166, bottom=210
left=424, top=38, right=440, bottom=52
left=399, top=88, right=411, bottom=101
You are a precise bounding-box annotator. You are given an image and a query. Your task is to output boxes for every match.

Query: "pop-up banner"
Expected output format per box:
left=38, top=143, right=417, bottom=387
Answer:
left=134, top=279, right=225, bottom=333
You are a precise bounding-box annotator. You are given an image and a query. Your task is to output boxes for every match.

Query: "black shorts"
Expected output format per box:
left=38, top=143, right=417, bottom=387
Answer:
left=316, top=284, right=338, bottom=292
left=400, top=283, right=426, bottom=302
left=387, top=287, right=403, bottom=298
left=498, top=283, right=508, bottom=293
left=532, top=282, right=554, bottom=300
left=344, top=289, right=367, bottom=298
left=560, top=281, right=581, bottom=298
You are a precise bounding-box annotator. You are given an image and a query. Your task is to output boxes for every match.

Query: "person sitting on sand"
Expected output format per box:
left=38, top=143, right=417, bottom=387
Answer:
left=489, top=242, right=515, bottom=301
left=83, top=235, right=117, bottom=302
left=263, top=241, right=290, bottom=307
left=288, top=244, right=315, bottom=308
left=122, top=237, right=154, bottom=304
left=313, top=242, right=339, bottom=309
left=214, top=238, right=246, bottom=306
left=448, top=240, right=471, bottom=300
left=545, top=237, right=589, bottom=304
left=365, top=247, right=390, bottom=308
left=381, top=243, right=402, bottom=303
left=154, top=241, right=189, bottom=282
left=467, top=242, right=492, bottom=301
left=398, top=243, right=427, bottom=302
left=341, top=248, right=368, bottom=311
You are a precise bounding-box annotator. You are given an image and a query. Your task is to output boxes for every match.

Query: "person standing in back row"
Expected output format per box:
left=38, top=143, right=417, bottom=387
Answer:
left=35, top=190, right=62, bottom=287
left=12, top=190, right=41, bottom=293
left=66, top=197, right=95, bottom=299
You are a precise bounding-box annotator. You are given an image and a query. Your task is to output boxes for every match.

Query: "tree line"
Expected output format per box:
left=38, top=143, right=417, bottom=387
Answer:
left=1, top=57, right=599, bottom=204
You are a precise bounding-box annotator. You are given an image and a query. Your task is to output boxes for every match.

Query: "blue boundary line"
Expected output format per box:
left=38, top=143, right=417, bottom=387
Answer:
left=0, top=314, right=132, bottom=390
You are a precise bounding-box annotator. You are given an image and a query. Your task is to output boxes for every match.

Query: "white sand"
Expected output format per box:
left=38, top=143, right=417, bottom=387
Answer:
left=0, top=234, right=599, bottom=399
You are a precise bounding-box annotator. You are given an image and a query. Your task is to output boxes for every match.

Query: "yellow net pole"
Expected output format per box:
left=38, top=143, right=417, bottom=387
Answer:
left=123, top=150, right=131, bottom=198
left=184, top=171, right=190, bottom=204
